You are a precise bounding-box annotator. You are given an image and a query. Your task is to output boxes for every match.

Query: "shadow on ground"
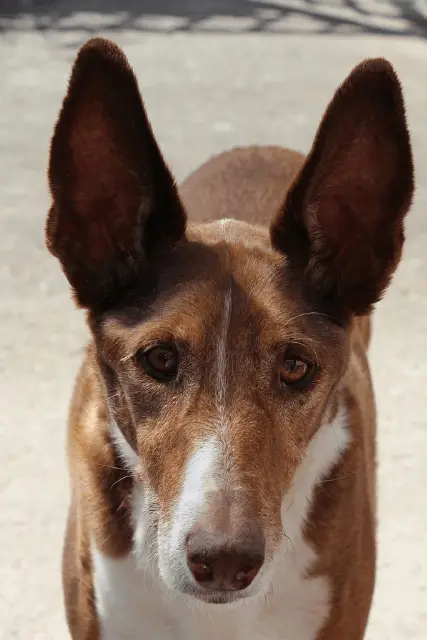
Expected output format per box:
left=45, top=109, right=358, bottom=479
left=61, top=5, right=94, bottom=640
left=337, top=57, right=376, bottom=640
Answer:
left=1, top=0, right=427, bottom=37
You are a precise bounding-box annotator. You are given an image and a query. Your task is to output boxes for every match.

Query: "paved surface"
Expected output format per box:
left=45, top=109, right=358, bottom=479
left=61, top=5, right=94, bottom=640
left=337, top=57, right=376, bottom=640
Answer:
left=1, top=1, right=426, bottom=638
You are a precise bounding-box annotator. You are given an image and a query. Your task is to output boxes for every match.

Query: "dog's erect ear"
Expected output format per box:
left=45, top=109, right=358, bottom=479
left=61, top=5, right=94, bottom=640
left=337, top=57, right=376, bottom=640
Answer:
left=271, top=59, right=414, bottom=319
left=47, top=38, right=186, bottom=311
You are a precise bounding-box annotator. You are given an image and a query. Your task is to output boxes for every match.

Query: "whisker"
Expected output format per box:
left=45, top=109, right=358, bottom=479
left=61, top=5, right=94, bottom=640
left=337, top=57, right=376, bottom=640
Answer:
left=92, top=461, right=126, bottom=471
left=283, top=496, right=295, bottom=514
left=284, top=532, right=296, bottom=560
left=110, top=473, right=133, bottom=490
left=289, top=338, right=322, bottom=368
left=319, top=471, right=356, bottom=484
left=116, top=495, right=130, bottom=512
left=281, top=311, right=333, bottom=328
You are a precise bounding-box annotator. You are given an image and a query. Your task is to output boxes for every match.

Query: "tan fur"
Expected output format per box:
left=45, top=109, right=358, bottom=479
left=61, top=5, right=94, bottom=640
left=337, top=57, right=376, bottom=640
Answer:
left=46, top=39, right=414, bottom=639
left=62, top=149, right=374, bottom=638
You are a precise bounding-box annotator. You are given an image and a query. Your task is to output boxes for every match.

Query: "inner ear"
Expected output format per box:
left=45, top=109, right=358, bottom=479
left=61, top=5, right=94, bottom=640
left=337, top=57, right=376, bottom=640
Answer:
left=271, top=58, right=414, bottom=320
left=47, top=38, right=186, bottom=311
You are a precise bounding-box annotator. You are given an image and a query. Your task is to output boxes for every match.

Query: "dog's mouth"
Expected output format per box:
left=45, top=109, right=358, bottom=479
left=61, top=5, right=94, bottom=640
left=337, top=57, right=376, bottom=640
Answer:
left=180, top=583, right=253, bottom=605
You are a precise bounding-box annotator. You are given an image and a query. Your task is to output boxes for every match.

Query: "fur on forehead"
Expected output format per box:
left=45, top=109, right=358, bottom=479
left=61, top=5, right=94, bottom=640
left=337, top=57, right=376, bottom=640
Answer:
left=95, top=226, right=347, bottom=370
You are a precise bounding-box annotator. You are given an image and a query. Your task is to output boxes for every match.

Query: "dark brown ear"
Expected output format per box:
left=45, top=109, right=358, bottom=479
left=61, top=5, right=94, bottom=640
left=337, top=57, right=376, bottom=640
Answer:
left=271, top=58, right=414, bottom=319
left=47, top=38, right=186, bottom=311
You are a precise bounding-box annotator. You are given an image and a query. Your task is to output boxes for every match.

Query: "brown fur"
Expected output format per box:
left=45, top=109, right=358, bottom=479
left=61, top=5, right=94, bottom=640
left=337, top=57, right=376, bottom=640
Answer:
left=46, top=38, right=414, bottom=639
left=270, top=59, right=413, bottom=320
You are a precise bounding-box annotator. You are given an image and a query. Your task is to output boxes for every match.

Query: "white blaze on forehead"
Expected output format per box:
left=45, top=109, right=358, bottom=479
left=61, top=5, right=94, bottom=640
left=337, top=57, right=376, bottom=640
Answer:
left=216, top=288, right=232, bottom=424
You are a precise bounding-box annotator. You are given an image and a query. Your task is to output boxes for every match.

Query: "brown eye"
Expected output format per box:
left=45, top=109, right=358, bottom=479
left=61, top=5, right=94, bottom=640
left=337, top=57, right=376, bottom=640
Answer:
left=279, top=352, right=316, bottom=390
left=139, top=345, right=178, bottom=382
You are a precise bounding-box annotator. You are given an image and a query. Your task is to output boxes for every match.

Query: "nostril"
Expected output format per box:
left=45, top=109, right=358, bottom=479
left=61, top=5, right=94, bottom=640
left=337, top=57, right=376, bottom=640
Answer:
left=232, top=559, right=263, bottom=590
left=187, top=553, right=214, bottom=584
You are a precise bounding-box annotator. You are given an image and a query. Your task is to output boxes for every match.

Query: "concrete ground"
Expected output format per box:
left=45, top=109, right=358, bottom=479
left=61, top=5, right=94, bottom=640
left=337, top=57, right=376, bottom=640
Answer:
left=0, top=1, right=426, bottom=638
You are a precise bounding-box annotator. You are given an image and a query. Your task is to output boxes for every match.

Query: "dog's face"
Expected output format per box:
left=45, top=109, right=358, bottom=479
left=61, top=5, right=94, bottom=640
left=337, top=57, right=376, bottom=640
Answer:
left=95, top=222, right=348, bottom=601
left=47, top=39, right=413, bottom=603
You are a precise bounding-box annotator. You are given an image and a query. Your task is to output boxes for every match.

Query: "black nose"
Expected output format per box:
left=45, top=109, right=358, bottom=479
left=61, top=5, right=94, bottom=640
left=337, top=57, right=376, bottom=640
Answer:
left=186, top=529, right=265, bottom=592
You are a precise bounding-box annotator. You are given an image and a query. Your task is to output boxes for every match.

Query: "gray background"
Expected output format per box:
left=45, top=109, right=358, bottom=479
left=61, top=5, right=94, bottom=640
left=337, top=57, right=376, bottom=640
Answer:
left=0, top=1, right=426, bottom=637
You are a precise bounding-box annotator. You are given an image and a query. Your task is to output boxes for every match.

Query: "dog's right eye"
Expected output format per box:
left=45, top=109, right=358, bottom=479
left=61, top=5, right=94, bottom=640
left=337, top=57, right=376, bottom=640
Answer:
left=138, top=345, right=179, bottom=382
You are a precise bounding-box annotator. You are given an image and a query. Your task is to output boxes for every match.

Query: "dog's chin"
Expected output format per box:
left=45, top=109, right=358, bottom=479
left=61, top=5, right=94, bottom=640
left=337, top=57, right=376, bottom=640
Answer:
left=159, top=570, right=268, bottom=609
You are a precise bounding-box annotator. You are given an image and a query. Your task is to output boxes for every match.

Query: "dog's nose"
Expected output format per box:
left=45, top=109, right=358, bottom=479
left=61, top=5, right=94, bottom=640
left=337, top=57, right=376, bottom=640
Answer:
left=186, top=529, right=265, bottom=591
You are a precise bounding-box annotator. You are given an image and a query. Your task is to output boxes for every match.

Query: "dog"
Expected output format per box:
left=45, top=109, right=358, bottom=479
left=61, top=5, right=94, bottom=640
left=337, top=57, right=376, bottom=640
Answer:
left=46, top=38, right=414, bottom=639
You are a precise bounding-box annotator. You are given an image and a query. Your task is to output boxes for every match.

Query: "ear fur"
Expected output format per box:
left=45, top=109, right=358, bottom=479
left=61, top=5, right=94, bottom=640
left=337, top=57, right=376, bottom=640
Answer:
left=271, top=58, right=414, bottom=318
left=47, top=38, right=186, bottom=311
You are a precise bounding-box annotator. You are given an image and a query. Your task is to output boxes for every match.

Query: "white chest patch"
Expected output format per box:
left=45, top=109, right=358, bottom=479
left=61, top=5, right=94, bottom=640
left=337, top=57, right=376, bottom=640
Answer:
left=93, top=406, right=349, bottom=640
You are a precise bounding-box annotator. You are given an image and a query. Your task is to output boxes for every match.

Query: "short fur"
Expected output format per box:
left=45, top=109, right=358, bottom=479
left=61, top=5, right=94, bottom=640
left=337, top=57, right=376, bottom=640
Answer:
left=47, top=38, right=414, bottom=639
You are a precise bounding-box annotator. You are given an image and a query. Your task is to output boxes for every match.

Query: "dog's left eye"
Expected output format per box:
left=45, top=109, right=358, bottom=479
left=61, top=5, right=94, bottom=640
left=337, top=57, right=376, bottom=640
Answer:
left=279, top=352, right=316, bottom=390
left=139, top=344, right=179, bottom=382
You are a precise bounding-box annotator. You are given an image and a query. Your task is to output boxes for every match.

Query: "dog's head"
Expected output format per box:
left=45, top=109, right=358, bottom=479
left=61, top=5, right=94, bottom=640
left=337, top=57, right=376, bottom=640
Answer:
left=47, top=39, right=413, bottom=604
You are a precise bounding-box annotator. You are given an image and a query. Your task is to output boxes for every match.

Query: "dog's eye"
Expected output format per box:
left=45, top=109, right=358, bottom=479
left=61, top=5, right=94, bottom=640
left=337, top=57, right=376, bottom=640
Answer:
left=139, top=345, right=179, bottom=382
left=279, top=351, right=316, bottom=390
